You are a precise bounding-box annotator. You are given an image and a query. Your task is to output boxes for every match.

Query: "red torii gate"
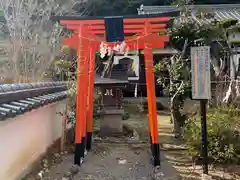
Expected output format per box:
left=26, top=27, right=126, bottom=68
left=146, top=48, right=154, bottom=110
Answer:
left=52, top=14, right=172, bottom=167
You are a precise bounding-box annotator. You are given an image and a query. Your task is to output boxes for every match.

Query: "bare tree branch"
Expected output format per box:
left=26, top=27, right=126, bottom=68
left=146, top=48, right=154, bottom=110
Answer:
left=0, top=0, right=82, bottom=83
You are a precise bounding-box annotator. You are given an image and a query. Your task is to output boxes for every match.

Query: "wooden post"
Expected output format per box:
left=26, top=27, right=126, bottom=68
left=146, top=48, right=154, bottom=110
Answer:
left=144, top=22, right=160, bottom=167
left=74, top=26, right=85, bottom=166
left=200, top=99, right=208, bottom=174
left=80, top=31, right=91, bottom=159
left=86, top=43, right=97, bottom=151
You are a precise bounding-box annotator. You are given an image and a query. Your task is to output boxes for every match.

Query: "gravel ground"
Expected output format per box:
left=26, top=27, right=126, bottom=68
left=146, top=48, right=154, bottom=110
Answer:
left=26, top=112, right=178, bottom=180
left=38, top=142, right=178, bottom=180
left=23, top=102, right=240, bottom=180
left=73, top=143, right=178, bottom=180
left=30, top=142, right=178, bottom=180
left=74, top=143, right=153, bottom=180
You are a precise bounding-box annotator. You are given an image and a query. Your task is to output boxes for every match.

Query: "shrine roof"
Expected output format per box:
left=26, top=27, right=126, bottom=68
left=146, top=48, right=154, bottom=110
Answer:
left=94, top=74, right=128, bottom=85
left=51, top=11, right=179, bottom=21
left=137, top=4, right=240, bottom=23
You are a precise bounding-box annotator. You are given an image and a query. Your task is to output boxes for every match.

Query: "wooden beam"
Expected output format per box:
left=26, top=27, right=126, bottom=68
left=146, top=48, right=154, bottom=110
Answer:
left=64, top=34, right=168, bottom=51
left=66, top=24, right=166, bottom=30
left=61, top=17, right=170, bottom=27
left=91, top=28, right=166, bottom=34
left=60, top=19, right=104, bottom=25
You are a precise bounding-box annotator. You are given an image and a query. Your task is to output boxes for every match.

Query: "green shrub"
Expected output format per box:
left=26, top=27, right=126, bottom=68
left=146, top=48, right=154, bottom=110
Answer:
left=184, top=105, right=240, bottom=164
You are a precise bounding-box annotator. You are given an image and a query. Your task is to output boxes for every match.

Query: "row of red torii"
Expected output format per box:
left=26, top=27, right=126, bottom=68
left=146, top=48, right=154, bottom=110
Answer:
left=52, top=14, right=172, bottom=167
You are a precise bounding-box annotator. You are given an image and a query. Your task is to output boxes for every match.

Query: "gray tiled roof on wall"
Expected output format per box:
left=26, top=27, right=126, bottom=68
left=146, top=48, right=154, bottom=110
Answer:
left=0, top=82, right=68, bottom=121
left=138, top=4, right=240, bottom=22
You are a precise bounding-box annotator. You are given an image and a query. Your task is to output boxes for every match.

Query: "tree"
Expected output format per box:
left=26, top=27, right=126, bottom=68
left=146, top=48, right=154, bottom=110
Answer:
left=83, top=0, right=172, bottom=16
left=0, top=0, right=82, bottom=83
left=155, top=0, right=240, bottom=137
left=82, top=0, right=240, bottom=17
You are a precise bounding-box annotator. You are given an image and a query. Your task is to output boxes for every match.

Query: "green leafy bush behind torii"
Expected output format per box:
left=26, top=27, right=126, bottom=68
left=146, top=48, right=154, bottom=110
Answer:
left=184, top=105, right=240, bottom=164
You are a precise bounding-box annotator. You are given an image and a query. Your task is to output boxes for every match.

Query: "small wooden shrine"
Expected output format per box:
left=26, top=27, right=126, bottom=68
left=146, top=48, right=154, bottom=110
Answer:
left=94, top=74, right=128, bottom=136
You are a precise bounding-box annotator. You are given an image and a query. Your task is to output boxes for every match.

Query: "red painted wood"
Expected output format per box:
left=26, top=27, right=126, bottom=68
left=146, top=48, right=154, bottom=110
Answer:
left=66, top=26, right=166, bottom=37
left=60, top=17, right=170, bottom=25
left=82, top=37, right=90, bottom=139
left=66, top=24, right=166, bottom=30
left=61, top=15, right=171, bottom=156
left=87, top=43, right=98, bottom=133
left=91, top=28, right=165, bottom=34
left=64, top=34, right=168, bottom=50
left=60, top=19, right=104, bottom=25
left=124, top=17, right=170, bottom=23
left=143, top=22, right=159, bottom=144
left=75, top=28, right=84, bottom=144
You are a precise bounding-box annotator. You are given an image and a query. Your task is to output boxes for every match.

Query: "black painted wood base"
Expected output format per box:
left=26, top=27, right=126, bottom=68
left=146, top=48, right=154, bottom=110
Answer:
left=86, top=132, right=92, bottom=151
left=81, top=137, right=86, bottom=158
left=152, top=143, right=160, bottom=166
left=74, top=143, right=82, bottom=165
left=149, top=135, right=153, bottom=154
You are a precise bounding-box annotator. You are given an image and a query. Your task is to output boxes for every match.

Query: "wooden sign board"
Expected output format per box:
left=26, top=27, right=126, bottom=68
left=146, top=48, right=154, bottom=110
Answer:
left=191, top=46, right=211, bottom=100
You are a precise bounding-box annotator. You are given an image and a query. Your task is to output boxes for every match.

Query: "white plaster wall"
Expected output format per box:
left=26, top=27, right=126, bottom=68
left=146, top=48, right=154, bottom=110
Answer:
left=0, top=100, right=67, bottom=180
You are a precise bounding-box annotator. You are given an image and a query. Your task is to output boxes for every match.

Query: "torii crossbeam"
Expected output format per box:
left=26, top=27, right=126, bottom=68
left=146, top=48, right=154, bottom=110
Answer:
left=51, top=12, right=177, bottom=167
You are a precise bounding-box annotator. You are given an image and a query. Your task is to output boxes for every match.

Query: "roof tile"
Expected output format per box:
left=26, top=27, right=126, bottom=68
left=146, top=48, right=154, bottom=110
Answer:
left=138, top=4, right=240, bottom=22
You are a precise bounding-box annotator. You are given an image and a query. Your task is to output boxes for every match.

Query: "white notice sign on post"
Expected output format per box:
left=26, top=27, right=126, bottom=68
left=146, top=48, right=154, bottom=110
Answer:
left=191, top=46, right=211, bottom=100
